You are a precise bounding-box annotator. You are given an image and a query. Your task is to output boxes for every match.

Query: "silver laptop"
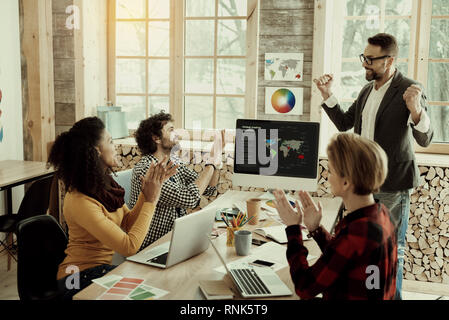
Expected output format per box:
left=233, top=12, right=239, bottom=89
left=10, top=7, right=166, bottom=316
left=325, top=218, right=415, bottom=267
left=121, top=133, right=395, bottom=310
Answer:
left=127, top=206, right=217, bottom=268
left=208, top=238, right=292, bottom=298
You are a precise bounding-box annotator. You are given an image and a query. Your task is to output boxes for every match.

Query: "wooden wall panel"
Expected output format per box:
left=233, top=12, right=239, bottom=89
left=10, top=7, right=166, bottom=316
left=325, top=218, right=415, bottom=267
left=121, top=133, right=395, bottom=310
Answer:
left=55, top=103, right=76, bottom=125
left=259, top=10, right=314, bottom=36
left=52, top=0, right=76, bottom=136
left=20, top=0, right=55, bottom=161
left=260, top=0, right=314, bottom=10
left=257, top=0, right=315, bottom=121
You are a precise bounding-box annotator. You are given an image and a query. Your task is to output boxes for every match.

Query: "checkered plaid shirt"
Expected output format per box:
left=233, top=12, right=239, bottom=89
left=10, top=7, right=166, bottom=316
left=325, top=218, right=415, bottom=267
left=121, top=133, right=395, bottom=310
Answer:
left=129, top=154, right=216, bottom=250
left=285, top=201, right=397, bottom=300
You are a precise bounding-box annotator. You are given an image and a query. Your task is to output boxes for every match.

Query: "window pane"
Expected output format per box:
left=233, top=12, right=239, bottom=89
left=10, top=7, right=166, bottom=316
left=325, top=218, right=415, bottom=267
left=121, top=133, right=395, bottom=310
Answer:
left=117, top=0, right=146, bottom=19
left=184, top=96, right=213, bottom=129
left=396, top=62, right=408, bottom=76
left=427, top=106, right=449, bottom=143
left=427, top=63, right=449, bottom=102
left=216, top=97, right=244, bottom=129
left=116, top=96, right=146, bottom=130
left=116, top=22, right=146, bottom=56
left=148, top=0, right=169, bottom=19
left=218, top=0, right=247, bottom=17
left=185, top=20, right=215, bottom=56
left=385, top=0, right=412, bottom=15
left=149, top=96, right=169, bottom=115
left=116, top=59, right=146, bottom=94
left=216, top=59, right=246, bottom=94
left=345, top=0, right=380, bottom=17
left=218, top=20, right=246, bottom=56
left=186, top=0, right=215, bottom=17
left=385, top=19, right=410, bottom=59
left=185, top=59, right=214, bottom=94
left=340, top=101, right=354, bottom=112
left=432, top=0, right=449, bottom=15
left=340, top=62, right=366, bottom=100
left=148, top=60, right=169, bottom=94
left=342, top=19, right=380, bottom=58
left=430, top=19, right=449, bottom=59
left=149, top=21, right=170, bottom=56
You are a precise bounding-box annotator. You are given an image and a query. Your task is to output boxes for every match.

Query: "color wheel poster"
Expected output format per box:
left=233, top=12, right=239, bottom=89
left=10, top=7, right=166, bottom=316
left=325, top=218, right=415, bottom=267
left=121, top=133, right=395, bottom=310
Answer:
left=265, top=87, right=303, bottom=115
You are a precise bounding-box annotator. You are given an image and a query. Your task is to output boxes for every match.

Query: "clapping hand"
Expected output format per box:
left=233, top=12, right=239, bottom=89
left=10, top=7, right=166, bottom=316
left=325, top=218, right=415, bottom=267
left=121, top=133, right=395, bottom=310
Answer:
left=141, top=156, right=178, bottom=203
left=273, top=190, right=323, bottom=232
left=273, top=190, right=302, bottom=226
left=297, top=190, right=322, bottom=232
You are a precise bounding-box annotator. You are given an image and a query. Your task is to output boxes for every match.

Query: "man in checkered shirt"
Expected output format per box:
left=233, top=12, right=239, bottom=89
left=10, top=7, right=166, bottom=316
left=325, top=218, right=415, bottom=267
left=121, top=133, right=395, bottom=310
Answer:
left=129, top=112, right=222, bottom=250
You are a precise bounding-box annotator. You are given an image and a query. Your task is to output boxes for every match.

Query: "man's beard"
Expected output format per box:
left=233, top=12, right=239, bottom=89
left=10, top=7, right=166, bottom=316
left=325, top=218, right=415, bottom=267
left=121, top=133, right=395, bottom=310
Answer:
left=365, top=68, right=383, bottom=81
left=161, top=139, right=178, bottom=154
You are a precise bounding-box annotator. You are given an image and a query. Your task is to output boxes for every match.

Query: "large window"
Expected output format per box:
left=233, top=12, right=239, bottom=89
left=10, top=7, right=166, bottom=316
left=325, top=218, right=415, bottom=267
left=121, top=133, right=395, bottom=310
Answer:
left=426, top=0, right=449, bottom=145
left=109, top=0, right=250, bottom=131
left=317, top=0, right=449, bottom=154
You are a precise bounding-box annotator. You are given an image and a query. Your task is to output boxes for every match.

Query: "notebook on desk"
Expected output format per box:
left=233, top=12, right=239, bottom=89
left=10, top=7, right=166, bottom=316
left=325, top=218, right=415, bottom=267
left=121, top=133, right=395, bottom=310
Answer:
left=208, top=238, right=292, bottom=299
left=253, top=225, right=310, bottom=244
left=127, top=206, right=217, bottom=268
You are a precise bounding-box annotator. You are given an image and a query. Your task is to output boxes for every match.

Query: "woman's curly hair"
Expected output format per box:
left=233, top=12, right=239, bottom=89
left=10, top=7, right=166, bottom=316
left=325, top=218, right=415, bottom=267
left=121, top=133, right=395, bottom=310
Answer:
left=134, top=111, right=173, bottom=155
left=48, top=117, right=110, bottom=196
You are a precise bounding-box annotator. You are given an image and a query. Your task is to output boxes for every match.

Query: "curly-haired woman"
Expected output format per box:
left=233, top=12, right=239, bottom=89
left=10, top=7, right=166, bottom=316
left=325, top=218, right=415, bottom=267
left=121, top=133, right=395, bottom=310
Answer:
left=48, top=117, right=177, bottom=299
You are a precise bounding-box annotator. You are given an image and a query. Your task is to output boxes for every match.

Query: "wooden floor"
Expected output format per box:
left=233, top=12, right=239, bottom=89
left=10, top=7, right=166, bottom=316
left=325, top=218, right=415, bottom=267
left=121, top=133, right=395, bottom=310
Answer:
left=0, top=251, right=448, bottom=300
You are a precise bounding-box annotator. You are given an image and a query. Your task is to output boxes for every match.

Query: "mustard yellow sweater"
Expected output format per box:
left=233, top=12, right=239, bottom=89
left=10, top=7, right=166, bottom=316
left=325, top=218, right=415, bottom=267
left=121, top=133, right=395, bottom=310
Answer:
left=57, top=191, right=155, bottom=280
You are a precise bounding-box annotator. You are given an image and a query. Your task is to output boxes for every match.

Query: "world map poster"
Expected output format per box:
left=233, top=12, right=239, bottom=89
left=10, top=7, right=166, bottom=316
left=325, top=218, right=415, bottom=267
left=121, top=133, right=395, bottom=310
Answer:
left=264, top=53, right=304, bottom=81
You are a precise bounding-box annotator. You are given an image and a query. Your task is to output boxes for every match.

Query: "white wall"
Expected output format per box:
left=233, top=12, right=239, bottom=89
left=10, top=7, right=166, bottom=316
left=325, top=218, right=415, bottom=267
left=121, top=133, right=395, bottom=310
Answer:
left=0, top=0, right=25, bottom=226
left=83, top=0, right=108, bottom=116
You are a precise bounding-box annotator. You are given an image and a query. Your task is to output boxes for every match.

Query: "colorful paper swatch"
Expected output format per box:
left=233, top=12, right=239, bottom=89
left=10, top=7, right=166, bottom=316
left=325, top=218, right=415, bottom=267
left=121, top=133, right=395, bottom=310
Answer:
left=94, top=276, right=169, bottom=300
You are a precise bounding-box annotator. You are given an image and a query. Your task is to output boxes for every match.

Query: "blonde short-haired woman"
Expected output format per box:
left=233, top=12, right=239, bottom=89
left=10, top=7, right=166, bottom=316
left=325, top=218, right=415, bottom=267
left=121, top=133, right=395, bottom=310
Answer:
left=274, top=132, right=397, bottom=300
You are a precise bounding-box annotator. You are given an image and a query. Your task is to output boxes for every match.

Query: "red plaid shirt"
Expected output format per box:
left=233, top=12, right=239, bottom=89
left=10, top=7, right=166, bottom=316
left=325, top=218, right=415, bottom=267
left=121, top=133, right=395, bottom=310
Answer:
left=285, top=201, right=397, bottom=300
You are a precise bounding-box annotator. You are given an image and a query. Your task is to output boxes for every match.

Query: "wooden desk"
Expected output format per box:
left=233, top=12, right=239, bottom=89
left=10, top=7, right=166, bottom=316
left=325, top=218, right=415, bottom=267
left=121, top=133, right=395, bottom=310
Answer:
left=0, top=160, right=55, bottom=270
left=74, top=190, right=342, bottom=300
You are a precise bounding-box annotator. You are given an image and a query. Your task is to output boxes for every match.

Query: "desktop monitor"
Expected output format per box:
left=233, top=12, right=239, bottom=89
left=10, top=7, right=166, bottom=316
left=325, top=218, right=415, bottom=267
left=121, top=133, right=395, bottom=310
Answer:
left=232, top=119, right=320, bottom=191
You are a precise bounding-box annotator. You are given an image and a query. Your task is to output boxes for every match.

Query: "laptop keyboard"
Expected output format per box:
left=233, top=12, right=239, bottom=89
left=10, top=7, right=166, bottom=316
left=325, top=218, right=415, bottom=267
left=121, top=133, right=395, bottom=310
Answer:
left=230, top=268, right=271, bottom=296
left=147, top=252, right=168, bottom=265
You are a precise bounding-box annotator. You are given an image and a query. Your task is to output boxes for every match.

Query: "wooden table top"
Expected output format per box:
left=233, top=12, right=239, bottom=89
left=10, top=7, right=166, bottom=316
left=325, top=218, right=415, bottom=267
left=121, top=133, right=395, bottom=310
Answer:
left=74, top=190, right=342, bottom=300
left=0, top=160, right=55, bottom=189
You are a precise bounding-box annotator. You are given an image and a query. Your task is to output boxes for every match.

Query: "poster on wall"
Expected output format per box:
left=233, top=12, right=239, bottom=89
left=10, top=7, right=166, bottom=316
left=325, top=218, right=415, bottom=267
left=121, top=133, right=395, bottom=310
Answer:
left=265, top=53, right=304, bottom=81
left=265, top=87, right=303, bottom=116
left=0, top=89, right=3, bottom=143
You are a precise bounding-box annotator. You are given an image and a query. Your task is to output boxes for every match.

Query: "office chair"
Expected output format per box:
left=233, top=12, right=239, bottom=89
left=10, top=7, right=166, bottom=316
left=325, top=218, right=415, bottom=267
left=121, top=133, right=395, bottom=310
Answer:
left=0, top=175, right=53, bottom=270
left=16, top=215, right=68, bottom=300
left=112, top=169, right=132, bottom=208
left=111, top=169, right=133, bottom=265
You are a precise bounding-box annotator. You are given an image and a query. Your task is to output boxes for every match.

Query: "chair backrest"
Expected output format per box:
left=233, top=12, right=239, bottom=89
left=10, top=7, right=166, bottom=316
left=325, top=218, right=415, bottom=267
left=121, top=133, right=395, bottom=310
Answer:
left=112, top=169, right=132, bottom=208
left=17, top=175, right=54, bottom=220
left=16, top=215, right=68, bottom=300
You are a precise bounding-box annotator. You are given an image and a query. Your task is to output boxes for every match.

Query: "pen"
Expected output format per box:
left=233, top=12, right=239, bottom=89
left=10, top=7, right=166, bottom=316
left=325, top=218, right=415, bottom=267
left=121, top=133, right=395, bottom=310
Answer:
left=239, top=213, right=247, bottom=226
left=240, top=216, right=254, bottom=227
left=221, top=213, right=230, bottom=227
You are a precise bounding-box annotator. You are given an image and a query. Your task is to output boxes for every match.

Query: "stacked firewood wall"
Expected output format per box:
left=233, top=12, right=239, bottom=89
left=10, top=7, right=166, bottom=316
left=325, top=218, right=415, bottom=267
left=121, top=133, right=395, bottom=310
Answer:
left=114, top=143, right=449, bottom=284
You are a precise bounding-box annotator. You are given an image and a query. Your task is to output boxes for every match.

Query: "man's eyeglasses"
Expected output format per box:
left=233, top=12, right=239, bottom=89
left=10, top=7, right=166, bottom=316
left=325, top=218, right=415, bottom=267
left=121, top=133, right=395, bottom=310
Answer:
left=359, top=54, right=391, bottom=65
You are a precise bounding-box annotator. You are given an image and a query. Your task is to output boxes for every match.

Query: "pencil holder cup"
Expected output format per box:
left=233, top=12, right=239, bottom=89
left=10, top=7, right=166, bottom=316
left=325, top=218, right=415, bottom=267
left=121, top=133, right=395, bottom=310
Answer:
left=226, top=226, right=240, bottom=247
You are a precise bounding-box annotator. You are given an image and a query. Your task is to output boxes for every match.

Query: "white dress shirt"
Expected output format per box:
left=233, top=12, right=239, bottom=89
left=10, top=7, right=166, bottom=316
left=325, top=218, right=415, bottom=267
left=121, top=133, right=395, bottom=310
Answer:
left=323, top=78, right=430, bottom=140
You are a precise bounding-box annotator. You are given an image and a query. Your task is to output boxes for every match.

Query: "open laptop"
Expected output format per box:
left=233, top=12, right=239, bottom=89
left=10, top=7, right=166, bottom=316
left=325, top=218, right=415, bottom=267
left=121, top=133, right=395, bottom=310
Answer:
left=127, top=206, right=217, bottom=268
left=208, top=238, right=292, bottom=298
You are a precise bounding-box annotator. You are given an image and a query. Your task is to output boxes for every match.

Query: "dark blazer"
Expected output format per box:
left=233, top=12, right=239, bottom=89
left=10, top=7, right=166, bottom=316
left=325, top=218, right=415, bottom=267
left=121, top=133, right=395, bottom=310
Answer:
left=321, top=70, right=433, bottom=192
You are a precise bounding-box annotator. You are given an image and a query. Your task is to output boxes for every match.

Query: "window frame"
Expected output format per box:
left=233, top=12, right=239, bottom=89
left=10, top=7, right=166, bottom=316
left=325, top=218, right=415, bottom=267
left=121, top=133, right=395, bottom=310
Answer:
left=312, top=0, right=449, bottom=156
left=107, top=0, right=258, bottom=132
